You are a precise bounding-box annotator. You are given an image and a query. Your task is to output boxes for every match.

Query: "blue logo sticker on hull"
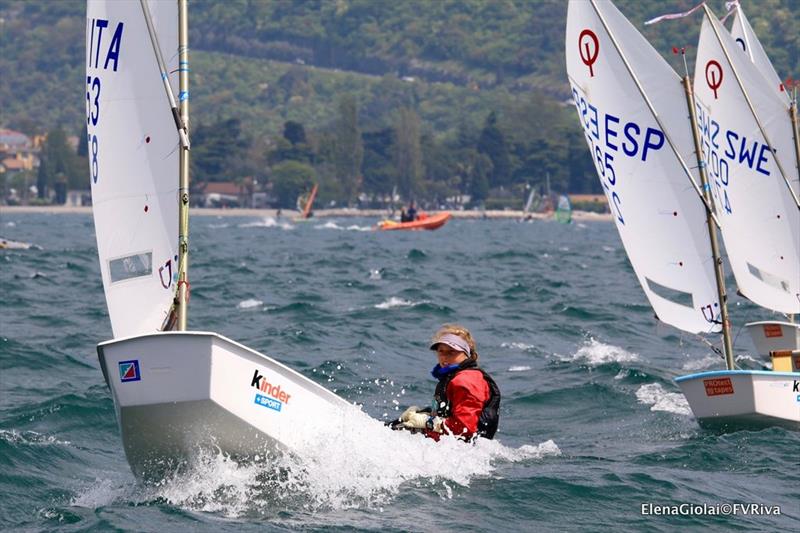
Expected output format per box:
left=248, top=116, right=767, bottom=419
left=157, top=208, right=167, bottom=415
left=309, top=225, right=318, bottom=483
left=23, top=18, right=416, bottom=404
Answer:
left=255, top=393, right=282, bottom=412
left=119, top=360, right=141, bottom=382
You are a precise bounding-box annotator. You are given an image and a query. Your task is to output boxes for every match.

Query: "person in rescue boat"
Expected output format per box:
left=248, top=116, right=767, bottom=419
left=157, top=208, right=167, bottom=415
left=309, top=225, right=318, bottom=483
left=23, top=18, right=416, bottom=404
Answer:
left=399, top=324, right=501, bottom=441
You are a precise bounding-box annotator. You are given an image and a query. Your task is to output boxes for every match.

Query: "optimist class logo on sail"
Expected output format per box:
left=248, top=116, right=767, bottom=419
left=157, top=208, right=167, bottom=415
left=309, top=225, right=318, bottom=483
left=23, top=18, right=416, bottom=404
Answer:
left=251, top=370, right=292, bottom=412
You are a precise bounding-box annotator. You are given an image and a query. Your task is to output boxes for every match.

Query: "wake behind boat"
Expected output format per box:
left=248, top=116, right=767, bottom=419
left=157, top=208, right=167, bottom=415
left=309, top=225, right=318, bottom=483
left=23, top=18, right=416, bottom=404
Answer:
left=88, top=0, right=375, bottom=479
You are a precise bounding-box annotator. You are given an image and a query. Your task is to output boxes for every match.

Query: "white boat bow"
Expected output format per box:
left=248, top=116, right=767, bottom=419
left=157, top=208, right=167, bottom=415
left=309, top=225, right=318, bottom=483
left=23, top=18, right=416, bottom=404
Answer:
left=98, top=331, right=364, bottom=478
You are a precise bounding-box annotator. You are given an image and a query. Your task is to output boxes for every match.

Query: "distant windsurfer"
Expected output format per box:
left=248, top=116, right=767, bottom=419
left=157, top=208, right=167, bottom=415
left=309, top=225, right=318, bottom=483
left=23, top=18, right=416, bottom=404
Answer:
left=393, top=324, right=501, bottom=441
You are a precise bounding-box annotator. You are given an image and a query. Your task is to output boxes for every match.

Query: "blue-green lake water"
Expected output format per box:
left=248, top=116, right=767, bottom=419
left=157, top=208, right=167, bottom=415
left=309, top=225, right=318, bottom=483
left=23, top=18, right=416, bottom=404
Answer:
left=1, top=212, right=797, bottom=531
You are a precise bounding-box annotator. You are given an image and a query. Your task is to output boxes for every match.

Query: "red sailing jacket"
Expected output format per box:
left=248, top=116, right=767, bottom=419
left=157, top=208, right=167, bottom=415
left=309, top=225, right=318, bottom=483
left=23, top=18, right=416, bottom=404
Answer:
left=425, top=368, right=491, bottom=441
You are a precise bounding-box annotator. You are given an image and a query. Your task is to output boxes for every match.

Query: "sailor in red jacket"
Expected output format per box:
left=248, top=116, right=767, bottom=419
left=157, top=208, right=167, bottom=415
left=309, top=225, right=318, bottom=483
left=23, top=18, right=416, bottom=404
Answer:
left=399, top=324, right=500, bottom=441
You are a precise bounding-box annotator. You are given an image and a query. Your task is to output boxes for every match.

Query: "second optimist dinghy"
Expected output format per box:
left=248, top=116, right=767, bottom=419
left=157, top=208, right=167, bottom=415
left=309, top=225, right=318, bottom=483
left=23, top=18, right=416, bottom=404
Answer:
left=88, top=0, right=367, bottom=479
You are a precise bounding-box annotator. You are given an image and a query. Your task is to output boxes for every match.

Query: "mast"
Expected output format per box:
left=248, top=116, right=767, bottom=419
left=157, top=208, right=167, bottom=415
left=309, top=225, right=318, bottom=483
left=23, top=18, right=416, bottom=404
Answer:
left=682, top=73, right=735, bottom=370
left=701, top=4, right=800, bottom=209
left=791, top=91, right=800, bottom=199
left=140, top=0, right=191, bottom=330
left=176, top=0, right=190, bottom=330
left=790, top=86, right=799, bottom=326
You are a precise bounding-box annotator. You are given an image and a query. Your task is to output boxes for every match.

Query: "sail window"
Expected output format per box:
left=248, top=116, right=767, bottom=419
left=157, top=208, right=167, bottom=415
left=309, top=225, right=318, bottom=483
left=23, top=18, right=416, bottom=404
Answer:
left=747, top=263, right=789, bottom=293
left=109, top=252, right=152, bottom=283
left=646, top=278, right=693, bottom=308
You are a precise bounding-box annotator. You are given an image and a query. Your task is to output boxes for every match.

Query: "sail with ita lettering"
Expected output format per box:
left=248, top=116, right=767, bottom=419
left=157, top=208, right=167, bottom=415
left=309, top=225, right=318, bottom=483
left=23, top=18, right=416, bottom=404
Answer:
left=565, top=0, right=721, bottom=334
left=87, top=0, right=380, bottom=480
left=87, top=0, right=180, bottom=339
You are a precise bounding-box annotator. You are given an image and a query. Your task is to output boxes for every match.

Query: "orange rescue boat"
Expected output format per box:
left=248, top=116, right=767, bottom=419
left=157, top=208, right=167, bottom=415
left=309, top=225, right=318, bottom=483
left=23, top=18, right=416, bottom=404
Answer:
left=377, top=211, right=452, bottom=231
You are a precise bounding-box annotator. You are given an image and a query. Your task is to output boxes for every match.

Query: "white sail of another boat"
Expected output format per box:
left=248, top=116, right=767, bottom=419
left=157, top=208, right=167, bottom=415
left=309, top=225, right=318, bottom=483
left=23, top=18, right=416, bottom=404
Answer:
left=87, top=0, right=180, bottom=338
left=728, top=3, right=790, bottom=104
left=694, top=10, right=800, bottom=314
left=566, top=0, right=721, bottom=334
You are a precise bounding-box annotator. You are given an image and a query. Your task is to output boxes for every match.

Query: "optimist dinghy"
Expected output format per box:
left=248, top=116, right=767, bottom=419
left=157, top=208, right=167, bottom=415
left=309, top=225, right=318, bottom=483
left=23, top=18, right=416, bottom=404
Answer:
left=87, top=0, right=366, bottom=479
left=565, top=0, right=799, bottom=429
left=724, top=3, right=800, bottom=361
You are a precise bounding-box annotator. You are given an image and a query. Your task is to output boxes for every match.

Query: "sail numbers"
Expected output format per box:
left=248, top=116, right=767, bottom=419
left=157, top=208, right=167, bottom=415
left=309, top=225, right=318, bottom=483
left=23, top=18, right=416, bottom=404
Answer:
left=86, top=17, right=125, bottom=186
left=694, top=101, right=775, bottom=216
left=570, top=84, right=671, bottom=227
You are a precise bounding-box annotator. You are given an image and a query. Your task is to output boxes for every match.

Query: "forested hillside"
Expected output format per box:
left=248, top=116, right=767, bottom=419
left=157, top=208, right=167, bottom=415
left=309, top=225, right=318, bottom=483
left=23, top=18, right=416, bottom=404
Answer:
left=1, top=0, right=797, bottom=207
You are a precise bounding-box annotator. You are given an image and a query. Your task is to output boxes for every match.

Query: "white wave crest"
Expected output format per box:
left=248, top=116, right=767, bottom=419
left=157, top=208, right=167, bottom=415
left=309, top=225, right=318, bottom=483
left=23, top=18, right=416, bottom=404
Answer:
left=501, top=342, right=537, bottom=352
left=374, top=297, right=426, bottom=309
left=71, top=474, right=131, bottom=509
left=315, top=221, right=373, bottom=232
left=238, top=217, right=294, bottom=230
left=368, top=269, right=383, bottom=280
left=565, top=338, right=639, bottom=366
left=0, top=429, right=71, bottom=446
left=507, top=366, right=532, bottom=372
left=237, top=298, right=263, bottom=309
left=635, top=383, right=692, bottom=416
left=735, top=353, right=763, bottom=366
left=681, top=354, right=720, bottom=371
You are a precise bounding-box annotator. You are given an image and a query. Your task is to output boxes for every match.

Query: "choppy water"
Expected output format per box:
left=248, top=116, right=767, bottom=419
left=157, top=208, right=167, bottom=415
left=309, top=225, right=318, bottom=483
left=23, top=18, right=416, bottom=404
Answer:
left=1, top=212, right=798, bottom=531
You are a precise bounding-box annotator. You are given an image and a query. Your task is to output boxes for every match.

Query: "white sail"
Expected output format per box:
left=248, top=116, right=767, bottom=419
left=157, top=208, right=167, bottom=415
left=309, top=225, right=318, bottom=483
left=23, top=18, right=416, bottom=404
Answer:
left=728, top=4, right=790, bottom=104
left=693, top=12, right=800, bottom=314
left=86, top=0, right=180, bottom=338
left=566, top=0, right=721, bottom=334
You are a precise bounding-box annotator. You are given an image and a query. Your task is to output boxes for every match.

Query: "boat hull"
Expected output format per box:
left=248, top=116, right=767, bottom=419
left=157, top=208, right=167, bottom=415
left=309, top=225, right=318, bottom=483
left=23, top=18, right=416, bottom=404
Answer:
left=377, top=212, right=451, bottom=231
left=745, top=321, right=800, bottom=361
left=675, top=370, right=800, bottom=430
left=98, top=331, right=361, bottom=479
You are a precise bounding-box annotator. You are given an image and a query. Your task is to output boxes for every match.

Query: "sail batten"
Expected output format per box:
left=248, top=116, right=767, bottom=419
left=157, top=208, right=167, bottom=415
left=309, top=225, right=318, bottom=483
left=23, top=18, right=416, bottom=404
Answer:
left=87, top=0, right=180, bottom=338
left=566, top=0, right=722, bottom=335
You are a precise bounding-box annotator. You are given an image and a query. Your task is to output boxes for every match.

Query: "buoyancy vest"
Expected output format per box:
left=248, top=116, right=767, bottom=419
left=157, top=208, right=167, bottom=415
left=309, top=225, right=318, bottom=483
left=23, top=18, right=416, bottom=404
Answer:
left=433, top=359, right=501, bottom=439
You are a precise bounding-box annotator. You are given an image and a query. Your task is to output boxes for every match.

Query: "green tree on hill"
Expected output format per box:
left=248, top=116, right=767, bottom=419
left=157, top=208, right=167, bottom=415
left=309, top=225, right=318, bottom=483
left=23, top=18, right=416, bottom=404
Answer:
left=331, top=95, right=363, bottom=205
left=191, top=117, right=248, bottom=182
left=478, top=111, right=511, bottom=189
left=393, top=107, right=423, bottom=201
left=270, top=160, right=316, bottom=208
left=37, top=126, right=83, bottom=202
left=361, top=127, right=396, bottom=199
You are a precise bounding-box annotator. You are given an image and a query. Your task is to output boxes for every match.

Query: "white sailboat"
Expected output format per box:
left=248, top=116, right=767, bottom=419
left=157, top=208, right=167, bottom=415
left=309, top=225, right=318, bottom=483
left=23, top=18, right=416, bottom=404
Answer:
left=726, top=1, right=800, bottom=358
left=87, top=0, right=365, bottom=479
left=565, top=0, right=799, bottom=429
left=675, top=4, right=800, bottom=427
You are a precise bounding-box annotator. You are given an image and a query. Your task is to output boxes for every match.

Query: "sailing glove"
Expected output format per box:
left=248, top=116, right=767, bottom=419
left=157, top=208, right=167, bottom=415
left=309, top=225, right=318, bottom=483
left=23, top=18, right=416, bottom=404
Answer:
left=401, top=411, right=445, bottom=433
left=400, top=406, right=421, bottom=422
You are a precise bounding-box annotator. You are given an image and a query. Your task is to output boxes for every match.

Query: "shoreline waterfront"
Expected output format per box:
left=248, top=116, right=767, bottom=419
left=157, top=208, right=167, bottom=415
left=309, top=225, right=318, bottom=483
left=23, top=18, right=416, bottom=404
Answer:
left=0, top=205, right=612, bottom=221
